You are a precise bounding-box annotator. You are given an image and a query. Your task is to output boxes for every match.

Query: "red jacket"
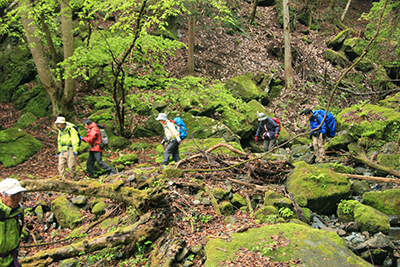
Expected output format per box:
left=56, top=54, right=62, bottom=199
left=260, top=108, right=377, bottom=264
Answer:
left=82, top=122, right=103, bottom=152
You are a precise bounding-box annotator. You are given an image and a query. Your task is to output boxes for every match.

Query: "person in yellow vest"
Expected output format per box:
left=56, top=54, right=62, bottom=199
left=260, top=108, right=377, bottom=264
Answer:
left=0, top=178, right=26, bottom=267
left=55, top=116, right=80, bottom=180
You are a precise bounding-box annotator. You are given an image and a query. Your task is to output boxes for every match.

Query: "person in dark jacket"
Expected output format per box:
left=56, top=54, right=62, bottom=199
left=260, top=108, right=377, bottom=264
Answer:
left=0, top=178, right=26, bottom=267
left=255, top=112, right=280, bottom=152
left=300, top=108, right=329, bottom=163
left=82, top=120, right=117, bottom=178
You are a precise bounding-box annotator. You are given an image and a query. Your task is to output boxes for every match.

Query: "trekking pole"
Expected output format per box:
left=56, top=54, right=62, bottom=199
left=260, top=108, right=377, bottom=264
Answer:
left=76, top=158, right=90, bottom=177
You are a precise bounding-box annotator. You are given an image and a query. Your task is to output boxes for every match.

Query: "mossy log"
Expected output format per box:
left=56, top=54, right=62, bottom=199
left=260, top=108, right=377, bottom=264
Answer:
left=349, top=143, right=400, bottom=178
left=20, top=177, right=168, bottom=213
left=20, top=211, right=168, bottom=267
left=150, top=237, right=185, bottom=267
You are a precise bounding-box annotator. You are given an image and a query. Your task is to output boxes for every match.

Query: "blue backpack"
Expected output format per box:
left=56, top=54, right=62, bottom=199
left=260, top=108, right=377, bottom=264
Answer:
left=316, top=110, right=336, bottom=138
left=171, top=117, right=187, bottom=140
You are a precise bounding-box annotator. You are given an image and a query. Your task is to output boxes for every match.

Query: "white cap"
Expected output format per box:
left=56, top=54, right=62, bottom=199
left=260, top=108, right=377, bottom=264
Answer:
left=54, top=116, right=66, bottom=124
left=257, top=113, right=268, bottom=121
left=0, top=178, right=26, bottom=195
left=156, top=113, right=168, bottom=121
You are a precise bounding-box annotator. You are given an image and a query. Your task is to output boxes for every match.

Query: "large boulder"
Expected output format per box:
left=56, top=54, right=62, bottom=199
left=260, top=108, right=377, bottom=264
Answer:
left=322, top=49, right=348, bottom=68
left=0, top=127, right=43, bottom=167
left=285, top=161, right=351, bottom=214
left=205, top=223, right=372, bottom=267
left=51, top=196, right=83, bottom=229
left=326, top=28, right=356, bottom=51
left=224, top=73, right=268, bottom=103
left=362, top=189, right=400, bottom=216
left=337, top=104, right=400, bottom=142
left=343, top=38, right=368, bottom=61
left=337, top=200, right=390, bottom=234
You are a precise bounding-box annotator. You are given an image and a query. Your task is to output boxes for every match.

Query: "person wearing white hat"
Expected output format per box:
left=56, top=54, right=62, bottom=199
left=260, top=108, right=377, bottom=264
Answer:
left=55, top=116, right=80, bottom=180
left=0, top=178, right=26, bottom=267
left=254, top=112, right=280, bottom=152
left=156, top=113, right=181, bottom=167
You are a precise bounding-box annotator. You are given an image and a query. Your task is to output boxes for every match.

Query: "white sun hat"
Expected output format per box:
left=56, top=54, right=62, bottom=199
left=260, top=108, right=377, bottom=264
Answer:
left=54, top=116, right=66, bottom=124
left=0, top=178, right=26, bottom=195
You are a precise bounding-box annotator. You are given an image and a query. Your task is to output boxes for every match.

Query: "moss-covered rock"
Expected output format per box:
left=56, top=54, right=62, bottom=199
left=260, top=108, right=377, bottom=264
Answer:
left=322, top=49, right=348, bottom=68
left=255, top=205, right=278, bottom=223
left=108, top=133, right=131, bottom=152
left=14, top=112, right=37, bottom=129
left=292, top=137, right=310, bottom=146
left=162, top=168, right=183, bottom=178
left=343, top=38, right=368, bottom=61
left=337, top=104, right=400, bottom=142
left=220, top=201, right=234, bottom=216
left=212, top=188, right=227, bottom=200
left=263, top=191, right=293, bottom=210
left=337, top=200, right=390, bottom=234
left=325, top=133, right=356, bottom=151
left=354, top=57, right=374, bottom=72
left=231, top=193, right=246, bottom=208
left=376, top=153, right=400, bottom=170
left=351, top=180, right=370, bottom=196
left=224, top=73, right=267, bottom=102
left=285, top=161, right=351, bottom=214
left=133, top=124, right=155, bottom=138
left=51, top=196, right=83, bottom=229
left=205, top=223, right=372, bottom=267
left=92, top=201, right=107, bottom=216
left=111, top=153, right=139, bottom=166
left=379, top=92, right=400, bottom=112
left=362, top=189, right=400, bottom=216
left=180, top=138, right=244, bottom=158
left=326, top=28, right=355, bottom=51
left=0, top=128, right=43, bottom=167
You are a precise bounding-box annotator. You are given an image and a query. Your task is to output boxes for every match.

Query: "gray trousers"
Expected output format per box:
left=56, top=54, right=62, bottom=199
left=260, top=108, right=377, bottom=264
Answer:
left=87, top=151, right=116, bottom=177
left=162, top=139, right=180, bottom=165
left=263, top=138, right=276, bottom=152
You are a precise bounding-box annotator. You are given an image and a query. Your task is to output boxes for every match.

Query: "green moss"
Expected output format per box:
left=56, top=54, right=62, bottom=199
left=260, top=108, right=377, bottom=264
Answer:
left=255, top=206, right=278, bottom=223
left=205, top=223, right=372, bottom=267
left=111, top=153, right=139, bottom=165
left=363, top=189, right=400, bottom=216
left=92, top=202, right=108, bottom=216
left=162, top=168, right=183, bottom=178
left=51, top=197, right=83, bottom=229
left=0, top=128, right=43, bottom=167
left=224, top=73, right=265, bottom=101
left=220, top=201, right=234, bottom=216
left=180, top=138, right=243, bottom=157
left=14, top=112, right=37, bottom=129
left=322, top=49, right=348, bottom=68
left=212, top=188, right=227, bottom=200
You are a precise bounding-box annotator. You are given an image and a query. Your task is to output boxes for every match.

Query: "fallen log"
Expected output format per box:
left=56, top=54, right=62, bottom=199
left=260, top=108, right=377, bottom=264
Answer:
left=20, top=211, right=168, bottom=267
left=349, top=143, right=400, bottom=178
left=20, top=177, right=168, bottom=214
left=150, top=237, right=185, bottom=267
left=339, top=173, right=400, bottom=185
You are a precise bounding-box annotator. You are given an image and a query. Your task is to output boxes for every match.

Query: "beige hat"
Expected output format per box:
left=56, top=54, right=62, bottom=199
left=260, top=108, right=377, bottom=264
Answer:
left=156, top=113, right=168, bottom=121
left=0, top=178, right=26, bottom=195
left=54, top=116, right=66, bottom=124
left=257, top=113, right=268, bottom=121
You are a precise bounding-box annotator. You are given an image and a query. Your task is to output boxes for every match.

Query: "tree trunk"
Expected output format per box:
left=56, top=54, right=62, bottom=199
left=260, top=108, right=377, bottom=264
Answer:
left=20, top=178, right=169, bottom=213
left=19, top=0, right=60, bottom=117
left=20, top=211, right=168, bottom=267
left=248, top=0, right=259, bottom=24
left=283, top=0, right=294, bottom=89
left=188, top=15, right=195, bottom=74
left=341, top=0, right=352, bottom=21
left=60, top=0, right=76, bottom=118
left=329, top=0, right=336, bottom=9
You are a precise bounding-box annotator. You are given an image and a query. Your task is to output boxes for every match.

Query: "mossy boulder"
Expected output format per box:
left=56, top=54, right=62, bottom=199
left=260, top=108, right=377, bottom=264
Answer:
left=111, top=153, right=139, bottom=166
left=343, top=38, right=368, bottom=61
left=224, top=73, right=267, bottom=102
left=92, top=201, right=107, bottom=216
left=107, top=133, right=131, bottom=152
left=325, top=133, right=356, bottom=151
left=362, top=189, right=400, bottom=216
left=322, top=49, right=348, bottom=68
left=0, top=128, right=43, bottom=167
left=220, top=107, right=253, bottom=138
left=212, top=188, right=227, bottom=200
left=220, top=201, right=234, bottom=216
left=12, top=84, right=52, bottom=117
left=14, top=112, right=37, bottom=129
left=231, top=193, right=246, bottom=208
left=89, top=109, right=114, bottom=127
left=376, top=153, right=400, bottom=170
left=337, top=104, right=400, bottom=142
left=354, top=57, right=374, bottom=72
left=263, top=191, right=293, bottom=210
left=292, top=137, right=310, bottom=146
left=133, top=124, right=155, bottom=138
left=205, top=223, right=372, bottom=267
left=326, top=28, right=355, bottom=51
left=285, top=161, right=351, bottom=214
left=84, top=95, right=114, bottom=111
left=162, top=168, right=183, bottom=178
left=337, top=200, right=390, bottom=234
left=255, top=205, right=278, bottom=223
left=51, top=196, right=83, bottom=229
left=379, top=92, right=400, bottom=112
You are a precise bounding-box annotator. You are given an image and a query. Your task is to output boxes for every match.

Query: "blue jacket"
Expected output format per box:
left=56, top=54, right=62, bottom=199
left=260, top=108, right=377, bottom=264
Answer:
left=255, top=118, right=279, bottom=140
left=309, top=110, right=336, bottom=138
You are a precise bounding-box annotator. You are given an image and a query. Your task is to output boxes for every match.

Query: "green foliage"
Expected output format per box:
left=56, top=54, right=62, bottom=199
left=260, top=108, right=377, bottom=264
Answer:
left=250, top=241, right=277, bottom=257
left=278, top=207, right=294, bottom=219
left=339, top=199, right=352, bottom=215
left=310, top=173, right=327, bottom=188
left=265, top=214, right=278, bottom=223
left=329, top=162, right=355, bottom=174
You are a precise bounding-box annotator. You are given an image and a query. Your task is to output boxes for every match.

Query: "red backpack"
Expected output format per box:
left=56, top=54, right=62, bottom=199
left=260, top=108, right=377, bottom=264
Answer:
left=272, top=117, right=281, bottom=131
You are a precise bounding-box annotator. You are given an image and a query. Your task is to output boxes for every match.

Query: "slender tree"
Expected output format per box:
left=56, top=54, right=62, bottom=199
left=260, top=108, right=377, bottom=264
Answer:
left=283, top=0, right=294, bottom=88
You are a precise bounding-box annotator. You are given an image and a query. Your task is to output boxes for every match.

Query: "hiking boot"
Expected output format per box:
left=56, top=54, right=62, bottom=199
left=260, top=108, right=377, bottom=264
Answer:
left=109, top=170, right=117, bottom=176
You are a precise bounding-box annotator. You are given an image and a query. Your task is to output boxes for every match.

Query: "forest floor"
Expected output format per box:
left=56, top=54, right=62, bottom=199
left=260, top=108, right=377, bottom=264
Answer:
left=0, top=0, right=381, bottom=266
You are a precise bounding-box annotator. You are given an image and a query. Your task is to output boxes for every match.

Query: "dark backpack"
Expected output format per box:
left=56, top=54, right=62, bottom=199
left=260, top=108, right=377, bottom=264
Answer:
left=272, top=118, right=281, bottom=131
left=95, top=123, right=109, bottom=150
left=171, top=117, right=187, bottom=140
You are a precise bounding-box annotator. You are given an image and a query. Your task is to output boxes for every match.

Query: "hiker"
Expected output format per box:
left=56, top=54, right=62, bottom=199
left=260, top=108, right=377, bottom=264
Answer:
left=254, top=113, right=280, bottom=152
left=300, top=108, right=336, bottom=163
left=156, top=113, right=181, bottom=167
left=82, top=120, right=117, bottom=178
left=55, top=116, right=80, bottom=180
left=0, top=178, right=26, bottom=267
